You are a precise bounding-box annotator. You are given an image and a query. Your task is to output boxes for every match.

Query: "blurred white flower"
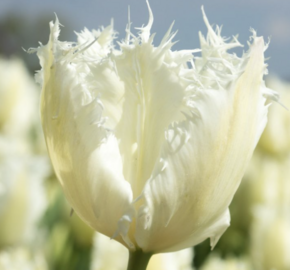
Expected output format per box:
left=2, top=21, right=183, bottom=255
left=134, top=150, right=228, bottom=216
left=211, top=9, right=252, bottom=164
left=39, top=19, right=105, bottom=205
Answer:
left=147, top=247, right=194, bottom=270
left=35, top=2, right=277, bottom=252
left=0, top=136, right=49, bottom=247
left=248, top=151, right=290, bottom=270
left=0, top=247, right=48, bottom=270
left=200, top=254, right=251, bottom=270
left=90, top=233, right=194, bottom=270
left=258, top=76, right=290, bottom=155
left=0, top=58, right=37, bottom=137
left=245, top=153, right=290, bottom=208
left=0, top=56, right=50, bottom=270
left=90, top=233, right=128, bottom=270
left=251, top=206, right=290, bottom=270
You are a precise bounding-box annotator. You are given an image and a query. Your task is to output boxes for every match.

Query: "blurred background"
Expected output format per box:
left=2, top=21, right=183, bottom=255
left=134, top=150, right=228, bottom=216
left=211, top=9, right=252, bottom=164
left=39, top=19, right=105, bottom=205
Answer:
left=0, top=0, right=289, bottom=269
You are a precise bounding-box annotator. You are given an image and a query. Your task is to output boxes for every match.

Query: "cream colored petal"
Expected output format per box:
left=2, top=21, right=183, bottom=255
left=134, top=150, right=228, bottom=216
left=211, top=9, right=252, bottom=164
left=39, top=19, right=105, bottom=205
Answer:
left=114, top=39, right=192, bottom=198
left=38, top=20, right=134, bottom=247
left=135, top=26, right=270, bottom=252
left=110, top=13, right=198, bottom=244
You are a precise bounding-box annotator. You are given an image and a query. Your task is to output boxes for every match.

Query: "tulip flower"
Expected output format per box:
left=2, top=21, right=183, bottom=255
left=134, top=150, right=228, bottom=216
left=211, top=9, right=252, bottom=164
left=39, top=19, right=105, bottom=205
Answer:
left=34, top=1, right=277, bottom=268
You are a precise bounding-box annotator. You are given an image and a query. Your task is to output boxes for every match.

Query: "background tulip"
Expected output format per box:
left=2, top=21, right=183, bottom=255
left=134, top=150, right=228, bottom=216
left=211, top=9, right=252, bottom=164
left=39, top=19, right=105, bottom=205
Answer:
left=200, top=254, right=251, bottom=270
left=251, top=207, right=290, bottom=270
left=0, top=58, right=37, bottom=137
left=0, top=247, right=48, bottom=270
left=0, top=58, right=50, bottom=269
left=0, top=58, right=49, bottom=248
left=258, top=77, right=290, bottom=155
left=90, top=233, right=194, bottom=270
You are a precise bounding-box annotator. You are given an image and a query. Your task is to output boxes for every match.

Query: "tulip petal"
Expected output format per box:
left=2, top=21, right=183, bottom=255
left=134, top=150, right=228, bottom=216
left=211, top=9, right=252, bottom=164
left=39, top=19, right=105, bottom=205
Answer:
left=113, top=40, right=193, bottom=198
left=135, top=18, right=271, bottom=252
left=38, top=19, right=135, bottom=247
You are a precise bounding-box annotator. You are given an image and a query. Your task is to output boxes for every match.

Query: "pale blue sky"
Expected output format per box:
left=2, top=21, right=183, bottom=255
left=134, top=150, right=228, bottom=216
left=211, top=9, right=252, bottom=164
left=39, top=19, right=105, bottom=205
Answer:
left=1, top=0, right=289, bottom=79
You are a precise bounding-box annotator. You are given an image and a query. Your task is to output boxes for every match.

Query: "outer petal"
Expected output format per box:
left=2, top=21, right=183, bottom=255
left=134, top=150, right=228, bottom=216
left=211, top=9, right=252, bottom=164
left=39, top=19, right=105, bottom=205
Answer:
left=38, top=20, right=134, bottom=247
left=135, top=28, right=270, bottom=251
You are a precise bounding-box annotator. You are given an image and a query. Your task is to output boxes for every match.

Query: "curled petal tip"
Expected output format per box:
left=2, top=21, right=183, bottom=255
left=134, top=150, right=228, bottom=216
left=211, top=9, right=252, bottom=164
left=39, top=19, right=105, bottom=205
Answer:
left=146, top=0, right=153, bottom=28
left=201, top=6, right=218, bottom=42
left=53, top=12, right=58, bottom=21
left=201, top=6, right=207, bottom=21
left=141, top=0, right=154, bottom=42
left=53, top=13, right=62, bottom=27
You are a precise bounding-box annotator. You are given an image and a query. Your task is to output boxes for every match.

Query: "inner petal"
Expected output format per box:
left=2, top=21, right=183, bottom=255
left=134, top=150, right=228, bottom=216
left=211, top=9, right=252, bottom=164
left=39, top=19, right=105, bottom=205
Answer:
left=113, top=42, right=190, bottom=198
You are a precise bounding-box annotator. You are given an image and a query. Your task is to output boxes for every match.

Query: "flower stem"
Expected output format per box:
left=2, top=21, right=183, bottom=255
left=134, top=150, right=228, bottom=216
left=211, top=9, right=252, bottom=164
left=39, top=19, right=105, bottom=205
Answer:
left=127, top=249, right=153, bottom=270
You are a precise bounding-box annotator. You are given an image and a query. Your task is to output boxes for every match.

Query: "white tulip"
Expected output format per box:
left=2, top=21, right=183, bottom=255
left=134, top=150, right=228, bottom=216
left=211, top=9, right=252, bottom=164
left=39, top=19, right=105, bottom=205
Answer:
left=35, top=2, right=276, bottom=254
